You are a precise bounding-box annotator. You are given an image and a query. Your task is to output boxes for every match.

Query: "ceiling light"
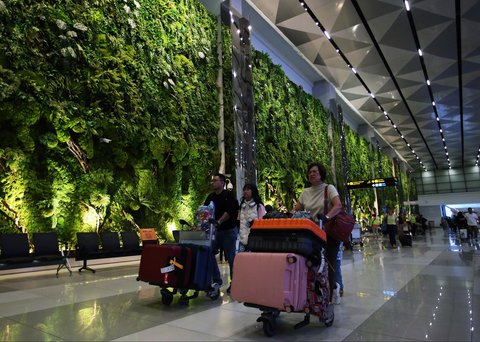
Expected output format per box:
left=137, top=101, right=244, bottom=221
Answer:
left=427, top=80, right=431, bottom=85
left=324, top=31, right=331, bottom=39
left=405, top=1, right=411, bottom=11
left=418, top=49, right=423, bottom=56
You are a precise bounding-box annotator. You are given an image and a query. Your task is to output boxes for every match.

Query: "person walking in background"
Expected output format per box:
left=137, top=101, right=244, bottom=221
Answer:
left=440, top=217, right=449, bottom=237
left=455, top=211, right=468, bottom=240
left=385, top=207, right=398, bottom=249
left=371, top=208, right=380, bottom=238
left=294, top=162, right=343, bottom=309
left=409, top=212, right=417, bottom=236
left=204, top=173, right=239, bottom=296
left=237, top=183, right=266, bottom=253
left=464, top=208, right=479, bottom=240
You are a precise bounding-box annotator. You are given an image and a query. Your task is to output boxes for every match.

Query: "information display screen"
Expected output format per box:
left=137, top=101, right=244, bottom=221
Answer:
left=346, top=177, right=398, bottom=189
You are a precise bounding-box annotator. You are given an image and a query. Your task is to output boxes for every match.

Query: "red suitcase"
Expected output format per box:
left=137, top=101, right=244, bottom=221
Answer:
left=137, top=244, right=192, bottom=288
left=231, top=252, right=308, bottom=312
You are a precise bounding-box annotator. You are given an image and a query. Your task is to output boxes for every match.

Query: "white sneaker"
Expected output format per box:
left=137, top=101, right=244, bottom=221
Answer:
left=207, top=283, right=220, bottom=298
left=332, top=283, right=341, bottom=305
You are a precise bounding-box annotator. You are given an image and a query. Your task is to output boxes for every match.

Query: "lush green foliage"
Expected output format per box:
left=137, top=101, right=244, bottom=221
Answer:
left=252, top=53, right=330, bottom=210
left=0, top=0, right=219, bottom=242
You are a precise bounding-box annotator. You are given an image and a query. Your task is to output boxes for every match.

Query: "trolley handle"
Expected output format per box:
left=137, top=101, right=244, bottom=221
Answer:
left=179, top=219, right=192, bottom=230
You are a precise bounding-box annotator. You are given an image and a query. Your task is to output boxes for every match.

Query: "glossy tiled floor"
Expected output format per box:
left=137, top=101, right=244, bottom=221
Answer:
left=0, top=228, right=478, bottom=341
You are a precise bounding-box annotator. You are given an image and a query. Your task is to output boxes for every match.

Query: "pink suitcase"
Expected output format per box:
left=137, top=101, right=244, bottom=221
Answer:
left=231, top=252, right=308, bottom=312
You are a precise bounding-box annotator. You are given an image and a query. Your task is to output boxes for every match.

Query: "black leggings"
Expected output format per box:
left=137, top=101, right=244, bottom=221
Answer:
left=325, top=237, right=340, bottom=302
left=387, top=224, right=397, bottom=246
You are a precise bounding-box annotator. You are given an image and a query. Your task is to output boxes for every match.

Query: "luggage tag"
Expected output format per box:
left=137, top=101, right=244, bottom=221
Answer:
left=160, top=257, right=184, bottom=273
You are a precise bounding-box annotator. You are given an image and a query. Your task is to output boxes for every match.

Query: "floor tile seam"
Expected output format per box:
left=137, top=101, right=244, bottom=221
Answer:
left=164, top=309, right=262, bottom=340
left=375, top=303, right=476, bottom=323
left=345, top=327, right=420, bottom=341
left=1, top=288, right=154, bottom=319
left=160, top=322, right=224, bottom=340
left=2, top=314, right=65, bottom=340
left=0, top=274, right=140, bottom=290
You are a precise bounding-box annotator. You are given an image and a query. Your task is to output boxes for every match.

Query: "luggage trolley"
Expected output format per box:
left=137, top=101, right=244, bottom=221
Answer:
left=350, top=222, right=363, bottom=248
left=231, top=218, right=334, bottom=337
left=137, top=205, right=218, bottom=306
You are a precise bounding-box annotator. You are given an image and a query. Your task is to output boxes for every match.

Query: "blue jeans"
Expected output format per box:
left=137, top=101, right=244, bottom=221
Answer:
left=211, top=228, right=237, bottom=285
left=335, top=242, right=343, bottom=289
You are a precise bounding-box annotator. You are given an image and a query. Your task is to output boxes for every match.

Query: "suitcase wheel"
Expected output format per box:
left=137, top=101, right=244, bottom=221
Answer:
left=178, top=295, right=189, bottom=306
left=161, top=288, right=174, bottom=306
left=287, top=255, right=297, bottom=264
left=178, top=290, right=190, bottom=306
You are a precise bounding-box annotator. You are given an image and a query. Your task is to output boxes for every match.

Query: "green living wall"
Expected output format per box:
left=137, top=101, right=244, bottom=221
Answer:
left=0, top=0, right=414, bottom=243
left=0, top=0, right=220, bottom=243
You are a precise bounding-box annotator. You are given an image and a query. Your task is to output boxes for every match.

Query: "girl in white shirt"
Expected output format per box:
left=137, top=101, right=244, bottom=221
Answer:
left=238, top=184, right=266, bottom=252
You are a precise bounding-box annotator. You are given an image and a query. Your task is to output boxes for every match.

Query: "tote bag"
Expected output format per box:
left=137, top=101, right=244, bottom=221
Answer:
left=323, top=185, right=355, bottom=243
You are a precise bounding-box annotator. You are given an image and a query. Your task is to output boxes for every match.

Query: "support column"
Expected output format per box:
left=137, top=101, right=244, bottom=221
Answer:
left=336, top=105, right=352, bottom=214
left=222, top=4, right=256, bottom=196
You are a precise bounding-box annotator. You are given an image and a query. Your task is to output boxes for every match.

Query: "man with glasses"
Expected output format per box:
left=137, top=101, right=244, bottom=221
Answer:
left=204, top=173, right=239, bottom=296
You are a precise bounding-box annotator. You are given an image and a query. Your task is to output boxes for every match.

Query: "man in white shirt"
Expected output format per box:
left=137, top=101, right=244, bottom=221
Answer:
left=464, top=208, right=479, bottom=240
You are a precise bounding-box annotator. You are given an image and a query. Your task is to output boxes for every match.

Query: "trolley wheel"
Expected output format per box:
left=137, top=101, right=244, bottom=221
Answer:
left=262, top=317, right=276, bottom=337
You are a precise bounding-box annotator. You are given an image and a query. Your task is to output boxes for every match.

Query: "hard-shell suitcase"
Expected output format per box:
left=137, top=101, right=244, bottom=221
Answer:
left=248, top=219, right=326, bottom=263
left=137, top=244, right=192, bottom=288
left=180, top=243, right=214, bottom=290
left=399, top=232, right=412, bottom=247
left=231, top=252, right=308, bottom=312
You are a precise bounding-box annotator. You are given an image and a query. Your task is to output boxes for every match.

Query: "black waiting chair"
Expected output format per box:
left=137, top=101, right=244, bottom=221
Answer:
left=76, top=232, right=103, bottom=273
left=121, top=231, right=141, bottom=255
left=32, top=232, right=72, bottom=276
left=100, top=232, right=123, bottom=257
left=0, top=233, right=34, bottom=265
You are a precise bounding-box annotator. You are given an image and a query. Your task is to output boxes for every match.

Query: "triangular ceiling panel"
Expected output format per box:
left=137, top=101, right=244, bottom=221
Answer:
left=249, top=0, right=480, bottom=171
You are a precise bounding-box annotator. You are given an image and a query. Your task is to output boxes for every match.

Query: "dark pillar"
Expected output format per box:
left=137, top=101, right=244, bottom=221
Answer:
left=223, top=4, right=256, bottom=194
left=337, top=105, right=352, bottom=214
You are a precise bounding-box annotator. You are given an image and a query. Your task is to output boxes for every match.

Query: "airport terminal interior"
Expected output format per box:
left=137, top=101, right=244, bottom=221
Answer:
left=0, top=229, right=478, bottom=341
left=1, top=0, right=480, bottom=341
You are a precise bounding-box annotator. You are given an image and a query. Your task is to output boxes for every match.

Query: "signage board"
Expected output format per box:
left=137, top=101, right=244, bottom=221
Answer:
left=346, top=177, right=398, bottom=189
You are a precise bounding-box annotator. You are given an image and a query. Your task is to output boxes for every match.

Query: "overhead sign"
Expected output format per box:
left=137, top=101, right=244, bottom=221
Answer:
left=346, top=177, right=398, bottom=189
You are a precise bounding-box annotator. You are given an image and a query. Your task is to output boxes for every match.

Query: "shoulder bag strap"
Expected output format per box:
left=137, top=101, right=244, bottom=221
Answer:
left=323, top=184, right=329, bottom=215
